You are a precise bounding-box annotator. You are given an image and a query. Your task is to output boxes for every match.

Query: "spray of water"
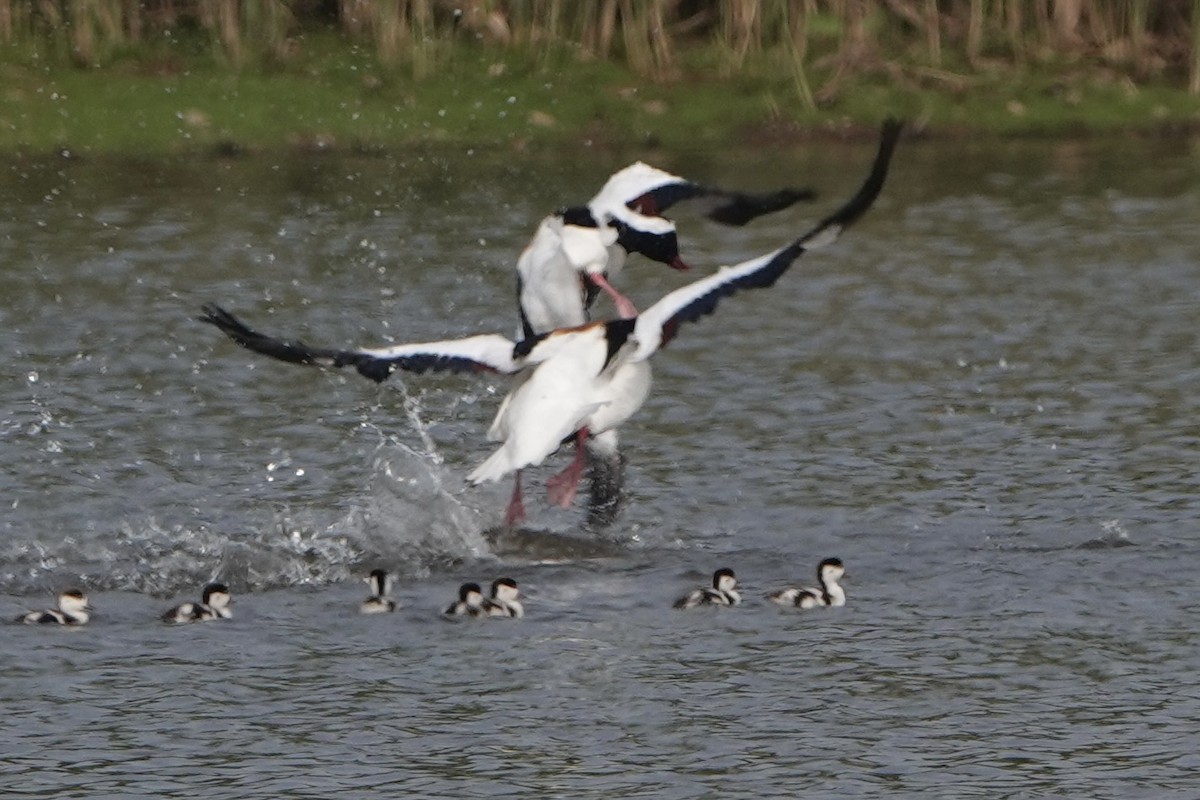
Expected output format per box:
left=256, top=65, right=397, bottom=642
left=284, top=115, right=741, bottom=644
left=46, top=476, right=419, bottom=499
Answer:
left=353, top=381, right=492, bottom=567
left=0, top=385, right=496, bottom=596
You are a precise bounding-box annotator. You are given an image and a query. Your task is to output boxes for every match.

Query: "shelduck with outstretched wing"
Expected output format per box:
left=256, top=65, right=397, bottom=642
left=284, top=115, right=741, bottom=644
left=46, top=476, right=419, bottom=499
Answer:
left=200, top=119, right=901, bottom=525
left=516, top=162, right=819, bottom=526
left=516, top=162, right=818, bottom=338
left=590, top=161, right=818, bottom=229
left=628, top=119, right=900, bottom=362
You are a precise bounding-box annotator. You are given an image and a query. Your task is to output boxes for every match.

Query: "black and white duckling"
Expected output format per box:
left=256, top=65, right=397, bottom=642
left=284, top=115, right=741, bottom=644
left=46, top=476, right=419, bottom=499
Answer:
left=483, top=577, right=524, bottom=618
left=768, top=558, right=846, bottom=609
left=673, top=568, right=741, bottom=609
left=359, top=568, right=397, bottom=614
left=444, top=582, right=486, bottom=618
left=18, top=589, right=92, bottom=625
left=161, top=582, right=233, bottom=624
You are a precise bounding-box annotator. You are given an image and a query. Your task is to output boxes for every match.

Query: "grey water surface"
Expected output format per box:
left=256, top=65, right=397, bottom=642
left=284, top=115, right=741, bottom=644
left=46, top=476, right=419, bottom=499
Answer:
left=2, top=136, right=1198, bottom=798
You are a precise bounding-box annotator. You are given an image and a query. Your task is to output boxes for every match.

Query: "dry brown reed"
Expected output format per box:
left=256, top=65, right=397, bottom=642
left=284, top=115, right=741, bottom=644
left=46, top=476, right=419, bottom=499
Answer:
left=1193, top=0, right=1200, bottom=93
left=1, top=1, right=1197, bottom=93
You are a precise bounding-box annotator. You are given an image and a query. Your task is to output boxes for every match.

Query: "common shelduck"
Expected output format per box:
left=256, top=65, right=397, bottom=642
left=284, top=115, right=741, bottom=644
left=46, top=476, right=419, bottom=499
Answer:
left=359, top=568, right=397, bottom=614
left=200, top=120, right=901, bottom=525
left=517, top=161, right=818, bottom=338
left=673, top=567, right=741, bottom=609
left=444, top=582, right=486, bottom=617
left=162, top=582, right=233, bottom=623
left=768, top=558, right=847, bottom=608
left=517, top=167, right=815, bottom=527
left=17, top=589, right=92, bottom=626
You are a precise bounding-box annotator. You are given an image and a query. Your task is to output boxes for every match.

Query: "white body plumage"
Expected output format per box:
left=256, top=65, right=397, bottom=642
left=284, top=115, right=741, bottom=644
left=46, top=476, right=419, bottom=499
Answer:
left=360, top=569, right=397, bottom=614
left=674, top=568, right=741, bottom=609
left=483, top=577, right=524, bottom=618
left=444, top=583, right=487, bottom=618
left=769, top=558, right=847, bottom=609
left=18, top=590, right=92, bottom=626
left=162, top=583, right=233, bottom=624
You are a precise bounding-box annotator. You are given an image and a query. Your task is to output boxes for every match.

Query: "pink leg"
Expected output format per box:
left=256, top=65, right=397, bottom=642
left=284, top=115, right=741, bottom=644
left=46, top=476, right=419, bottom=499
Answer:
left=589, top=273, right=638, bottom=319
left=546, top=429, right=590, bottom=509
left=504, top=471, right=527, bottom=527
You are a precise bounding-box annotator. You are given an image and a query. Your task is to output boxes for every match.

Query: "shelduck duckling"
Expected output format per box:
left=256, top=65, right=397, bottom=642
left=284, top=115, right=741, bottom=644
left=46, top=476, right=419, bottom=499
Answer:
left=768, top=558, right=847, bottom=609
left=162, top=582, right=233, bottom=624
left=359, top=568, right=397, bottom=614
left=483, top=577, right=524, bottom=618
left=18, top=589, right=92, bottom=626
left=199, top=121, right=902, bottom=527
left=674, top=568, right=741, bottom=609
left=444, top=582, right=486, bottom=618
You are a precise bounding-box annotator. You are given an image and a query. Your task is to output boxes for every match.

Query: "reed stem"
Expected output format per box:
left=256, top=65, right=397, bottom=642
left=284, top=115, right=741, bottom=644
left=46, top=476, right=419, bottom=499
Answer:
left=1192, top=0, right=1200, bottom=94
left=0, top=1, right=1193, bottom=94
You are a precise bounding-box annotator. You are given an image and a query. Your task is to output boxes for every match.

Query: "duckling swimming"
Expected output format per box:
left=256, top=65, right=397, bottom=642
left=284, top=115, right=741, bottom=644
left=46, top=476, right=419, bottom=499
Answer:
left=359, top=568, right=397, bottom=614
left=444, top=582, right=486, bottom=618
left=18, top=589, right=92, bottom=625
left=483, top=577, right=524, bottom=618
left=768, top=558, right=846, bottom=609
left=673, top=568, right=740, bottom=609
left=162, top=582, right=233, bottom=624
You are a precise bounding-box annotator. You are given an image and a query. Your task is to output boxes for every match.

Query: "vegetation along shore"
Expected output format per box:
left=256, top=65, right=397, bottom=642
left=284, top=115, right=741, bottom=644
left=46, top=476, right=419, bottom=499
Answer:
left=1, top=1, right=1199, bottom=155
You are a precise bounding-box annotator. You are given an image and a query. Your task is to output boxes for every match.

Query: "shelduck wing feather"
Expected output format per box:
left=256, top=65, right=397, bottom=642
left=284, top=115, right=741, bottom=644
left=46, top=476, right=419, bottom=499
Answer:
left=625, top=180, right=708, bottom=217
left=355, top=334, right=524, bottom=378
left=589, top=162, right=683, bottom=213
left=699, top=185, right=819, bottom=226
left=200, top=304, right=521, bottom=383
left=631, top=180, right=818, bottom=226
left=199, top=303, right=345, bottom=367
left=630, top=119, right=902, bottom=360
left=593, top=161, right=816, bottom=225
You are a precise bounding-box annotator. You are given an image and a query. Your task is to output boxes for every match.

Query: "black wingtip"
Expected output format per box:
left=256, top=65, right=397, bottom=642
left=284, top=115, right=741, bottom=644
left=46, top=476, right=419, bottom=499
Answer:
left=197, top=302, right=234, bottom=329
left=198, top=302, right=341, bottom=369
left=197, top=303, right=259, bottom=346
left=704, top=186, right=820, bottom=227
left=881, top=116, right=905, bottom=140
left=844, top=118, right=902, bottom=219
left=202, top=304, right=511, bottom=383
left=799, top=118, right=903, bottom=245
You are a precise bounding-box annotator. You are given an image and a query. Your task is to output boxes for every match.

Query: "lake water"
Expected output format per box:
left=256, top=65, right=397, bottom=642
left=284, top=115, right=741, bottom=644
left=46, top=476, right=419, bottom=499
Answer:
left=2, top=134, right=1199, bottom=798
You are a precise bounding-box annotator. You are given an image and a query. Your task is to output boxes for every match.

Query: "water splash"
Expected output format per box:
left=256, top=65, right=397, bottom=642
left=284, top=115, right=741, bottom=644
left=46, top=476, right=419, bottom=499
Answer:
left=0, top=516, right=361, bottom=597
left=1077, top=519, right=1135, bottom=550
left=353, top=385, right=491, bottom=568
left=0, top=398, right=494, bottom=595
